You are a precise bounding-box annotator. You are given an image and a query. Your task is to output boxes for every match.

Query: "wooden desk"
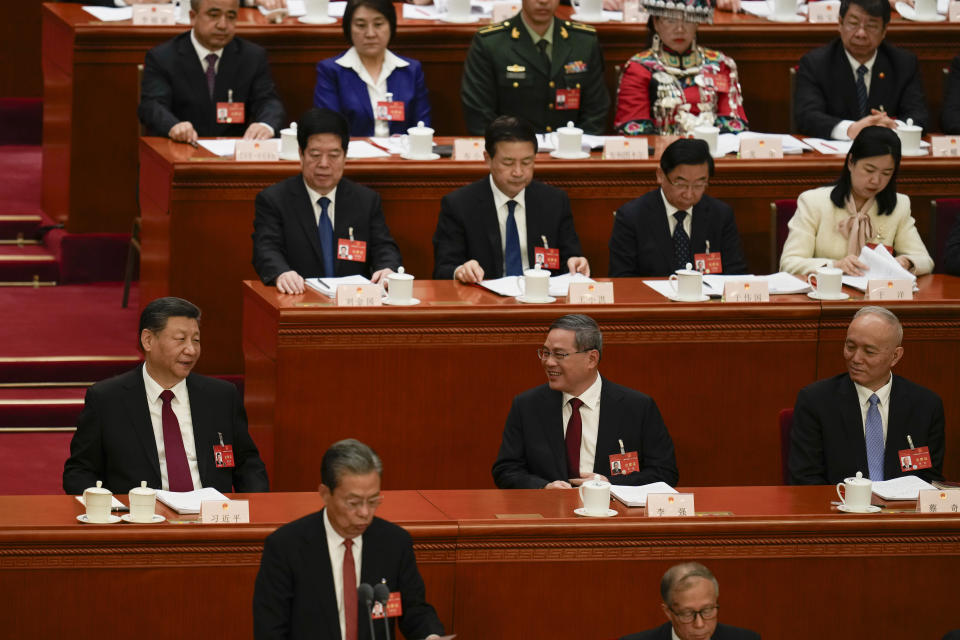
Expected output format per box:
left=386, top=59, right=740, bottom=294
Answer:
left=2, top=488, right=958, bottom=639
left=44, top=3, right=958, bottom=233
left=141, top=135, right=960, bottom=373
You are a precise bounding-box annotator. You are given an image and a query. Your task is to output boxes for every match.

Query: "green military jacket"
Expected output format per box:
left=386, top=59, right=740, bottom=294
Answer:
left=460, top=13, right=610, bottom=135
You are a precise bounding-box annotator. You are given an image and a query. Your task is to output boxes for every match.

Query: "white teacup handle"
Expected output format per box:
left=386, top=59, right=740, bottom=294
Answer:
left=578, top=484, right=585, bottom=505
left=807, top=274, right=817, bottom=290
left=517, top=277, right=525, bottom=295
left=669, top=274, right=679, bottom=294
left=836, top=482, right=845, bottom=504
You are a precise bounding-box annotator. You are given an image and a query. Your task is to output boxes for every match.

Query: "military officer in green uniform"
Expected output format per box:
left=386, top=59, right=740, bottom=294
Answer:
left=460, top=0, right=610, bottom=135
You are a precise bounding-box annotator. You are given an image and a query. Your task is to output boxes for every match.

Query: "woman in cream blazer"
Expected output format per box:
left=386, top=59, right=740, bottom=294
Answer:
left=780, top=126, right=933, bottom=276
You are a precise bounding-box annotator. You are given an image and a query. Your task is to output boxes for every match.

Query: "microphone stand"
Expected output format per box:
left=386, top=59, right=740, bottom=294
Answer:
left=373, top=582, right=392, bottom=640
left=358, top=583, right=376, bottom=640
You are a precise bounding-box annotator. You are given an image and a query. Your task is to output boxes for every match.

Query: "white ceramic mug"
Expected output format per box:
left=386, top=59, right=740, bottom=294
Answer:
left=574, top=0, right=603, bottom=20
left=807, top=266, right=843, bottom=297
left=386, top=267, right=414, bottom=303
left=913, top=0, right=937, bottom=19
left=176, top=0, right=191, bottom=23
left=83, top=481, right=113, bottom=523
left=280, top=122, right=298, bottom=160
left=772, top=0, right=797, bottom=17
left=128, top=481, right=157, bottom=523
left=304, top=0, right=329, bottom=18
left=693, top=125, right=719, bottom=157
left=579, top=477, right=612, bottom=515
left=406, top=121, right=434, bottom=158
left=669, top=269, right=703, bottom=300
left=556, top=121, right=583, bottom=156
left=836, top=471, right=873, bottom=511
left=895, top=119, right=922, bottom=153
left=518, top=266, right=551, bottom=301
left=446, top=0, right=471, bottom=19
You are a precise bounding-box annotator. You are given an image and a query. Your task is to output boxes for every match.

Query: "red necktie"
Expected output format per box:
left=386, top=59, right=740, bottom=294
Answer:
left=566, top=398, right=584, bottom=479
left=159, top=389, right=193, bottom=492
left=205, top=53, right=218, bottom=99
left=343, top=539, right=358, bottom=640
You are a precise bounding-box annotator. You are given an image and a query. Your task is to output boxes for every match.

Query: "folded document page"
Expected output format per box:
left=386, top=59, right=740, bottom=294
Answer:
left=306, top=275, right=373, bottom=297
left=871, top=475, right=936, bottom=501
left=157, top=487, right=229, bottom=514
left=480, top=273, right=593, bottom=298
left=610, top=482, right=678, bottom=507
left=841, top=244, right=916, bottom=292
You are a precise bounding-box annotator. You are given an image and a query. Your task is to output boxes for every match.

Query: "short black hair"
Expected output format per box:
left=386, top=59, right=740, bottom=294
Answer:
left=297, top=108, right=350, bottom=153
left=830, top=125, right=901, bottom=216
left=321, top=439, right=383, bottom=491
left=342, top=0, right=397, bottom=46
left=484, top=115, right=538, bottom=158
left=138, top=297, right=200, bottom=352
left=659, top=138, right=714, bottom=176
left=839, top=0, right=890, bottom=25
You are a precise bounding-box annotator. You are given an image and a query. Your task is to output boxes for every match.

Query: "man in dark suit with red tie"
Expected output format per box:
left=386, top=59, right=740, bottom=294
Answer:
left=252, top=108, right=402, bottom=295
left=492, top=314, right=678, bottom=489
left=138, top=0, right=286, bottom=144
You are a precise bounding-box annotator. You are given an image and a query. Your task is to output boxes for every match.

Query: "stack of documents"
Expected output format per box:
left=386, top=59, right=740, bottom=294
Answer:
left=841, top=245, right=917, bottom=292
left=479, top=273, right=594, bottom=298
left=157, top=487, right=230, bottom=514
left=306, top=275, right=374, bottom=297
left=715, top=133, right=811, bottom=156
left=610, top=482, right=678, bottom=507
left=644, top=272, right=811, bottom=299
left=871, top=475, right=935, bottom=501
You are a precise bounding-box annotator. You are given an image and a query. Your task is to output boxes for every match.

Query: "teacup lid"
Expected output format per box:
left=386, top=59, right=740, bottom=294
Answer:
left=558, top=121, right=582, bottom=135
left=898, top=118, right=921, bottom=131
left=407, top=120, right=434, bottom=135
left=525, top=263, right=549, bottom=276
left=129, top=480, right=155, bottom=496
left=389, top=266, right=414, bottom=280
left=846, top=471, right=871, bottom=485
left=85, top=480, right=111, bottom=495
left=280, top=122, right=297, bottom=134
left=582, top=475, right=610, bottom=488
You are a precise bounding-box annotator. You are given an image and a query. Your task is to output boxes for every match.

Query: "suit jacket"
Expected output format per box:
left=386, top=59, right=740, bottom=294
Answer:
left=943, top=54, right=960, bottom=134
left=62, top=366, right=269, bottom=495
left=942, top=209, right=960, bottom=276
left=789, top=373, right=945, bottom=485
left=314, top=51, right=432, bottom=137
left=139, top=31, right=286, bottom=138
left=492, top=378, right=679, bottom=489
left=253, top=510, right=444, bottom=640
left=794, top=39, right=928, bottom=138
left=432, top=178, right=584, bottom=279
left=621, top=622, right=760, bottom=640
left=609, top=190, right=748, bottom=277
left=252, top=175, right=402, bottom=284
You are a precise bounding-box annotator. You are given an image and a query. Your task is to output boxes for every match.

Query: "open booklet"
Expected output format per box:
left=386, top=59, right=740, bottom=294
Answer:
left=610, top=481, right=678, bottom=507
left=841, top=244, right=917, bottom=292
left=156, top=487, right=230, bottom=514
left=479, top=273, right=594, bottom=298
left=871, top=475, right=936, bottom=501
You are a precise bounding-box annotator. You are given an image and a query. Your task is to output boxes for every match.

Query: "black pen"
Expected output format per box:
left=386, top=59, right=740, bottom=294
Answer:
left=317, top=279, right=330, bottom=289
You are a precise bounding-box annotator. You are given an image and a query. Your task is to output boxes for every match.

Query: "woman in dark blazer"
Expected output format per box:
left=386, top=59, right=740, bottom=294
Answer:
left=313, top=0, right=431, bottom=137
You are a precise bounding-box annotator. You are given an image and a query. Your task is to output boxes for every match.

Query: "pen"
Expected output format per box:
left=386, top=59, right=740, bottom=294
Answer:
left=366, top=138, right=391, bottom=153
left=317, top=279, right=330, bottom=289
left=907, top=435, right=915, bottom=449
left=618, top=439, right=625, bottom=455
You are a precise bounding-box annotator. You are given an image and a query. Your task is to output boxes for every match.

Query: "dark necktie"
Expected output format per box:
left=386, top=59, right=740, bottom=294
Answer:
left=204, top=53, right=218, bottom=100
left=536, top=39, right=550, bottom=66
left=343, top=539, right=358, bottom=640
left=856, top=64, right=869, bottom=119
left=317, top=196, right=335, bottom=278
left=504, top=200, right=523, bottom=276
left=673, top=210, right=691, bottom=270
left=865, top=394, right=885, bottom=481
left=566, top=398, right=584, bottom=479
left=159, top=389, right=193, bottom=492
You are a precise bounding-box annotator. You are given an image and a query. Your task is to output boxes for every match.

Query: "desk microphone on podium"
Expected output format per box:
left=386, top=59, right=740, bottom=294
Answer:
left=373, top=582, right=392, bottom=640
left=358, top=583, right=376, bottom=640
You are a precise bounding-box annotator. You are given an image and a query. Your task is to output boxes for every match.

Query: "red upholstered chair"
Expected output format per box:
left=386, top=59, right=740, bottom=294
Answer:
left=779, top=408, right=794, bottom=485
left=930, top=199, right=960, bottom=274
left=769, top=200, right=798, bottom=273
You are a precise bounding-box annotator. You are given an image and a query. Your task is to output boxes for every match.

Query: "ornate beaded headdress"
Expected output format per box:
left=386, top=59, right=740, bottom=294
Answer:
left=642, top=0, right=714, bottom=23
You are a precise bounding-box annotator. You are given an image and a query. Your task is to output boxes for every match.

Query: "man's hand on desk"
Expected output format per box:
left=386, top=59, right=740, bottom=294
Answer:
left=567, top=256, right=590, bottom=276
left=169, top=121, right=198, bottom=145
left=454, top=260, right=485, bottom=284
left=570, top=473, right=608, bottom=487
left=243, top=123, right=274, bottom=140
left=847, top=111, right=897, bottom=140
left=371, top=268, right=393, bottom=284
left=544, top=480, right=573, bottom=489
left=276, top=270, right=306, bottom=295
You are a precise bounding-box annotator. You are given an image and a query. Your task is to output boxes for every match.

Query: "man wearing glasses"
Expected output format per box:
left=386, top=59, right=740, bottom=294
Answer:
left=608, top=138, right=747, bottom=277
left=620, top=562, right=760, bottom=640
left=253, top=439, right=445, bottom=640
left=492, top=314, right=679, bottom=489
left=794, top=0, right=928, bottom=140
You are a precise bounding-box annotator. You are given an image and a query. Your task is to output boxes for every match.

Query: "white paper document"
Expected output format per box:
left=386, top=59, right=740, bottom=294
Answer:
left=479, top=273, right=593, bottom=298
left=804, top=138, right=853, bottom=155
left=703, top=272, right=812, bottom=295
left=83, top=6, right=133, bottom=21
left=347, top=140, right=391, bottom=159
left=157, top=487, right=229, bottom=514
left=306, top=275, right=374, bottom=297
left=610, top=482, right=678, bottom=507
left=872, top=475, right=936, bottom=501
left=841, top=244, right=916, bottom=292
left=76, top=494, right=128, bottom=511
left=198, top=139, right=238, bottom=157
left=738, top=132, right=810, bottom=155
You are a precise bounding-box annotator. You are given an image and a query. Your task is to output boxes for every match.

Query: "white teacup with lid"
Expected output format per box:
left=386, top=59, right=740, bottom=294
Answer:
left=579, top=475, right=612, bottom=516
left=669, top=263, right=703, bottom=301
left=693, top=125, right=720, bottom=157
left=83, top=480, right=113, bottom=523
left=518, top=263, right=552, bottom=302
left=556, top=121, right=584, bottom=157
left=385, top=266, right=415, bottom=304
left=280, top=122, right=299, bottom=160
left=836, top=471, right=873, bottom=511
left=895, top=118, right=922, bottom=154
left=913, top=0, right=937, bottom=20
left=128, top=481, right=157, bottom=523
left=405, top=121, right=435, bottom=159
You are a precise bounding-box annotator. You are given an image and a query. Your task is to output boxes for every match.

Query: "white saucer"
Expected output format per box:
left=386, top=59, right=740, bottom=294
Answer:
left=550, top=150, right=591, bottom=160
left=574, top=507, right=618, bottom=517
left=807, top=291, right=849, bottom=301
left=516, top=294, right=557, bottom=304
left=767, top=13, right=806, bottom=21
left=383, top=297, right=421, bottom=306
left=900, top=148, right=929, bottom=157
left=298, top=15, right=337, bottom=24
left=77, top=514, right=121, bottom=524
left=666, top=293, right=710, bottom=302
left=120, top=513, right=166, bottom=524
left=439, top=14, right=479, bottom=22
left=837, top=504, right=881, bottom=513
left=570, top=13, right=608, bottom=22
left=401, top=152, right=441, bottom=161
left=895, top=2, right=945, bottom=20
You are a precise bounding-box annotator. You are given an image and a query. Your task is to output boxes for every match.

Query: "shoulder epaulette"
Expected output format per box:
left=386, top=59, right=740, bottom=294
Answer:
left=565, top=20, right=597, bottom=33
left=478, top=22, right=507, bottom=35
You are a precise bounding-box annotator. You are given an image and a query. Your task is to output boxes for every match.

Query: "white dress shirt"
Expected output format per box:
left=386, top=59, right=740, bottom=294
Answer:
left=830, top=50, right=879, bottom=140
left=489, top=175, right=530, bottom=273
left=141, top=367, right=201, bottom=491
left=323, top=509, right=363, bottom=639
left=304, top=180, right=339, bottom=229
left=854, top=373, right=893, bottom=445
left=561, top=373, right=603, bottom=477
left=335, top=47, right=411, bottom=139
left=661, top=189, right=693, bottom=239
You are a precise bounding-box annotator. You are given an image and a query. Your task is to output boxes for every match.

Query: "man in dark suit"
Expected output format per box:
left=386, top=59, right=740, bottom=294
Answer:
left=943, top=54, right=960, bottom=134
left=789, top=306, right=945, bottom=485
left=620, top=562, right=760, bottom=640
left=492, top=314, right=678, bottom=489
left=63, top=297, right=269, bottom=495
left=609, top=139, right=747, bottom=278
left=253, top=439, right=445, bottom=640
left=253, top=108, right=402, bottom=294
left=138, top=0, right=286, bottom=144
left=432, top=115, right=589, bottom=282
left=794, top=0, right=928, bottom=140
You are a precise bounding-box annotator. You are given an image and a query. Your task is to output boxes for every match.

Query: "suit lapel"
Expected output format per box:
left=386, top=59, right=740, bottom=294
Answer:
left=333, top=180, right=357, bottom=274
left=541, top=388, right=568, bottom=479
left=831, top=43, right=861, bottom=118
left=213, top=39, right=240, bottom=102
left=317, top=510, right=346, bottom=640
left=125, top=366, right=162, bottom=482
left=690, top=199, right=709, bottom=254
left=177, top=35, right=212, bottom=108
left=185, top=374, right=210, bottom=484
left=523, top=182, right=544, bottom=266
left=509, top=17, right=549, bottom=77
left=869, top=47, right=894, bottom=111
left=592, top=378, right=618, bottom=476
left=290, top=177, right=326, bottom=264
left=884, top=376, right=909, bottom=476
left=650, top=192, right=675, bottom=273
left=549, top=19, right=571, bottom=79
left=480, top=182, right=505, bottom=277
left=839, top=376, right=870, bottom=474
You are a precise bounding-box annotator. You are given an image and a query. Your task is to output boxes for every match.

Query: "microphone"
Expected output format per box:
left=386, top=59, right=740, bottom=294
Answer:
left=373, top=582, right=392, bottom=640
left=358, top=583, right=376, bottom=640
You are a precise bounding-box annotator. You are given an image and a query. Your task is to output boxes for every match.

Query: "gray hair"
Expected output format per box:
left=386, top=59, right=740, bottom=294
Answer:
left=321, top=439, right=383, bottom=491
left=853, top=305, right=903, bottom=345
left=191, top=0, right=239, bottom=11
left=548, top=314, right=603, bottom=358
left=660, top=562, right=719, bottom=605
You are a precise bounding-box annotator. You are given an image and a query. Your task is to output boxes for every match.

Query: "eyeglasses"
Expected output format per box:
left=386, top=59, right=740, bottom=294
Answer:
left=341, top=496, right=384, bottom=511
left=841, top=18, right=883, bottom=34
left=666, top=177, right=709, bottom=192
left=536, top=348, right=592, bottom=361
left=668, top=604, right=720, bottom=624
